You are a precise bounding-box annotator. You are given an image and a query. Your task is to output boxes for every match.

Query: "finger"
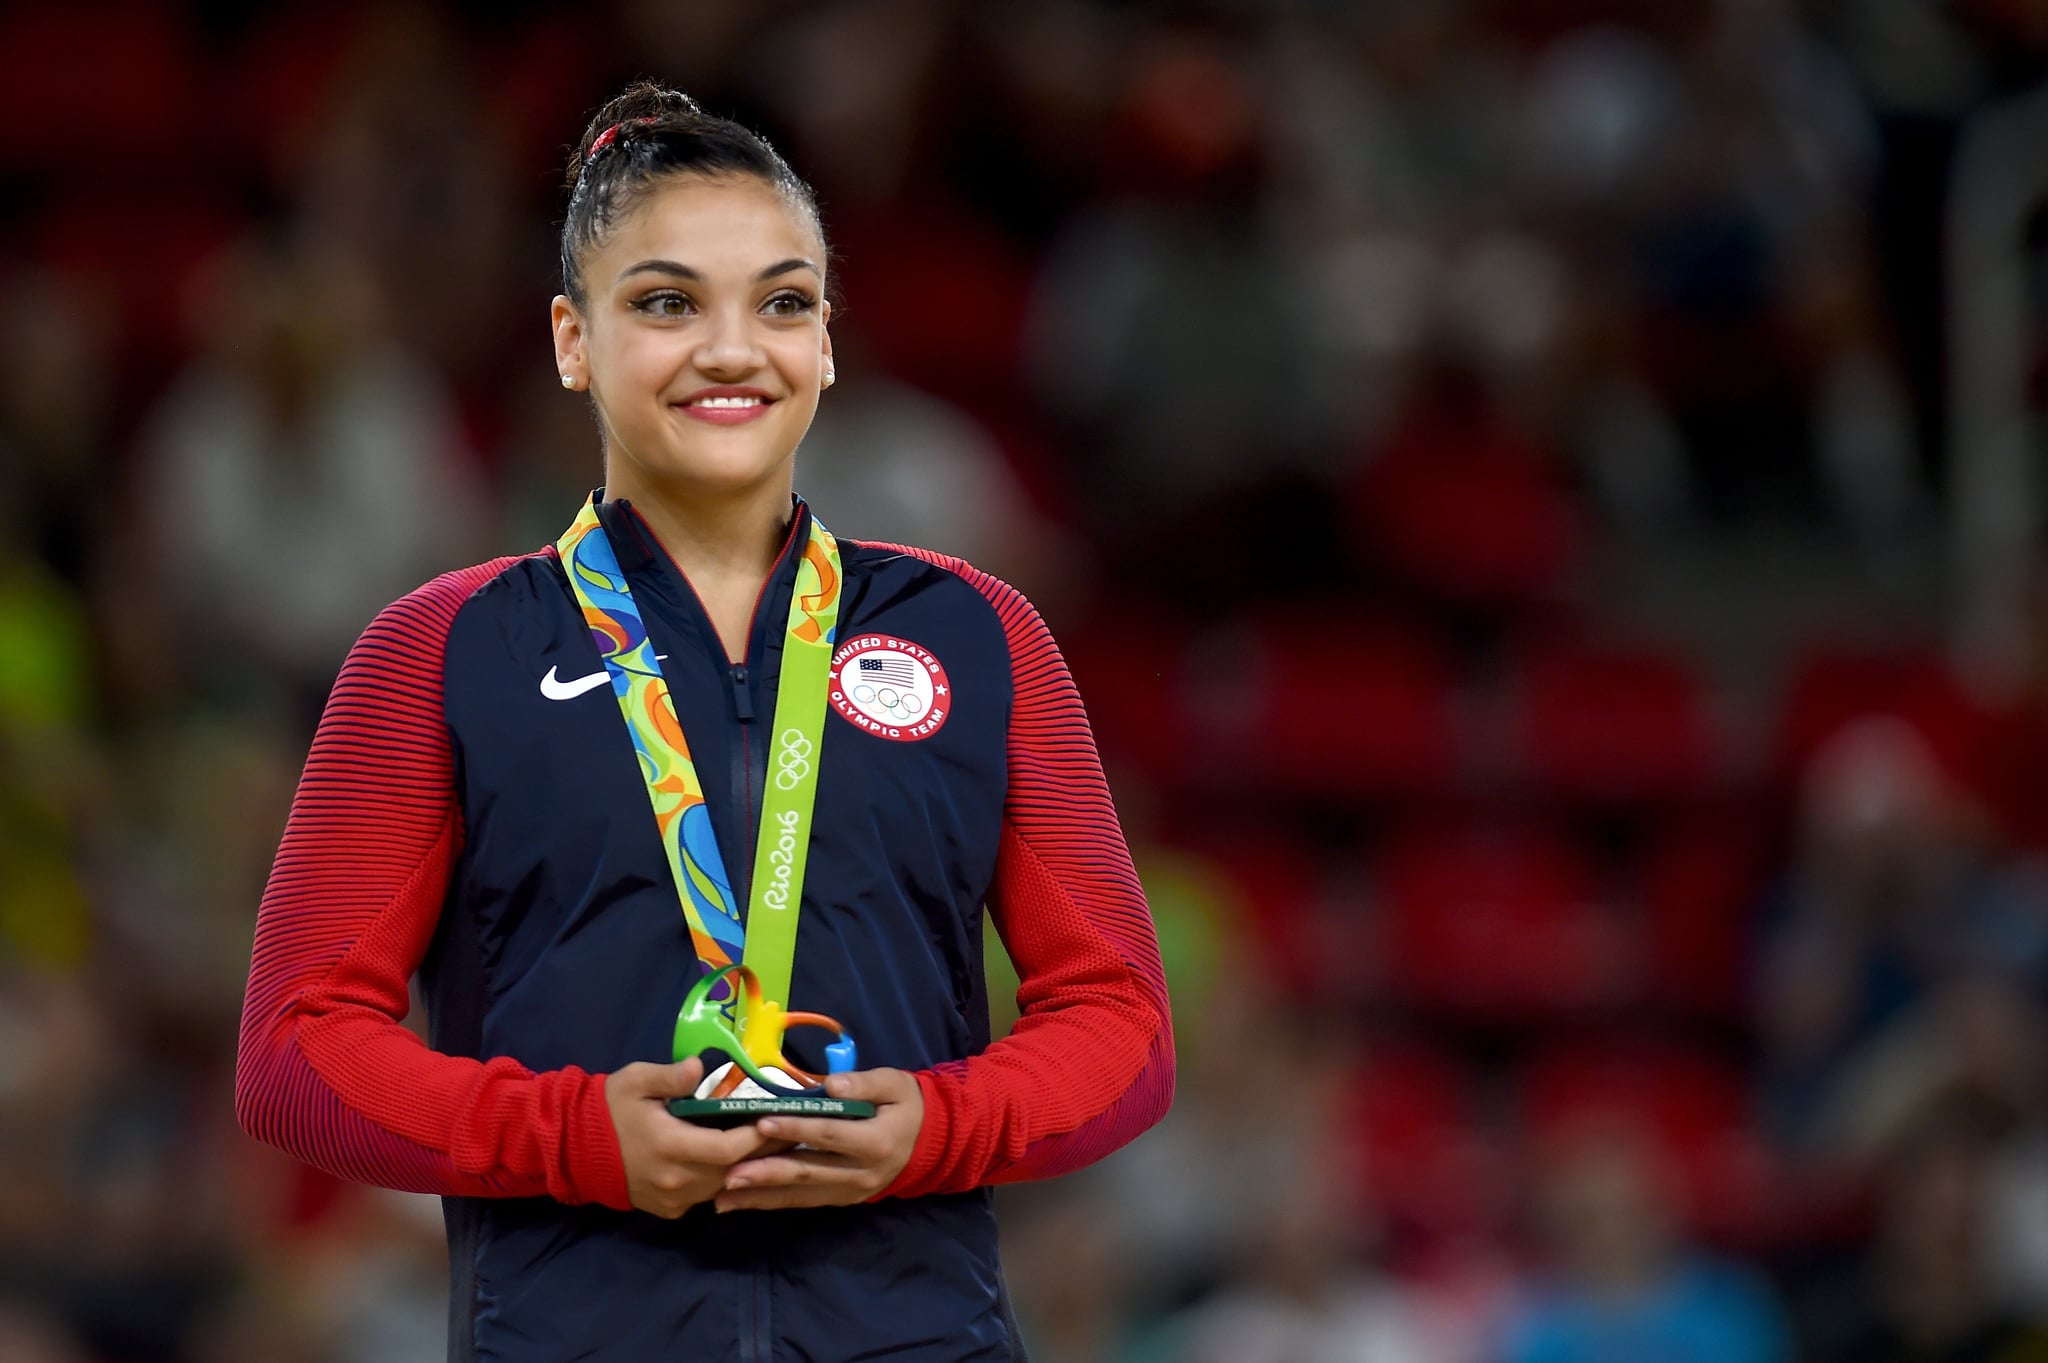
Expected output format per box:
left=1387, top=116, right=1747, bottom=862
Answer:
left=820, top=1068, right=918, bottom=1105
left=637, top=1057, right=706, bottom=1100
left=616, top=1057, right=705, bottom=1100
left=725, top=1150, right=863, bottom=1189
left=659, top=1120, right=774, bottom=1167
left=717, top=1154, right=872, bottom=1212
left=753, top=1114, right=883, bottom=1157
left=715, top=1183, right=857, bottom=1213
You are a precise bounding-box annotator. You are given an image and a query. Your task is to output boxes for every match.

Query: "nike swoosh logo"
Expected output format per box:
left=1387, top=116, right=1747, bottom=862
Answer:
left=540, top=666, right=612, bottom=701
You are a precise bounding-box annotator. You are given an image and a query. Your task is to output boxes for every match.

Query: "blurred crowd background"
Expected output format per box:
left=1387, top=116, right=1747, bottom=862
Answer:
left=8, top=0, right=2048, bottom=1360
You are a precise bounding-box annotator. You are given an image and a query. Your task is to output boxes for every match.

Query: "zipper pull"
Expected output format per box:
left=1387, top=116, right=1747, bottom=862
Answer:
left=729, top=664, right=754, bottom=722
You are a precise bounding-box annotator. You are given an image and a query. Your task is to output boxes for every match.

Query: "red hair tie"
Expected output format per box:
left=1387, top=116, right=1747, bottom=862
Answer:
left=588, top=116, right=660, bottom=159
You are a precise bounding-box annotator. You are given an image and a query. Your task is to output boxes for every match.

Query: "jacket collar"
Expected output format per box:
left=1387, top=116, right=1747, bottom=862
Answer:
left=588, top=488, right=814, bottom=669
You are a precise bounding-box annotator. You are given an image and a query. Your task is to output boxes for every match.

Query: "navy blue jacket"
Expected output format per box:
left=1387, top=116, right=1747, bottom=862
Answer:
left=236, top=496, right=1174, bottom=1362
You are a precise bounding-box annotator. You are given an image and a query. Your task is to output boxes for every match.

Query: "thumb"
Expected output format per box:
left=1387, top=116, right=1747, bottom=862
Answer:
left=637, top=1057, right=705, bottom=1100
left=823, top=1067, right=911, bottom=1103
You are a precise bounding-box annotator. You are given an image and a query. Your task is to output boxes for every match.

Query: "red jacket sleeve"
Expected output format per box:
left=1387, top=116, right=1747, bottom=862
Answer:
left=878, top=556, right=1175, bottom=1198
left=234, top=561, right=632, bottom=1210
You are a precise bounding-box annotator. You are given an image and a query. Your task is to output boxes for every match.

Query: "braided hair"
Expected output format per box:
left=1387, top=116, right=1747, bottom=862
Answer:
left=559, top=81, right=824, bottom=308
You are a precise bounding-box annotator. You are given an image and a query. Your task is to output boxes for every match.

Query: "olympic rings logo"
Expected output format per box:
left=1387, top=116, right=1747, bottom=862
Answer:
left=774, top=728, right=814, bottom=790
left=828, top=637, right=953, bottom=744
left=847, top=682, right=925, bottom=722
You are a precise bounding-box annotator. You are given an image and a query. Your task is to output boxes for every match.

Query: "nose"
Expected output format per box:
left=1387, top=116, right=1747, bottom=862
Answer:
left=694, top=300, right=766, bottom=377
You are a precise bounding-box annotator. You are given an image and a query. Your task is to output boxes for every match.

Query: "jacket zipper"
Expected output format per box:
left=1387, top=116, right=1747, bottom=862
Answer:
left=729, top=531, right=799, bottom=1363
left=619, top=502, right=801, bottom=1363
left=725, top=510, right=804, bottom=915
left=732, top=661, right=756, bottom=916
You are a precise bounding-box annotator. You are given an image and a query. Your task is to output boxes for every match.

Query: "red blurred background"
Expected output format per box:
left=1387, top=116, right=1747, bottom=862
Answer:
left=6, top=2, right=2048, bottom=1360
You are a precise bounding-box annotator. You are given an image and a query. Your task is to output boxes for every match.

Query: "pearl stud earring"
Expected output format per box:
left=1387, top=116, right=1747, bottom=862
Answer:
left=822, top=362, right=836, bottom=389
left=561, top=374, right=576, bottom=389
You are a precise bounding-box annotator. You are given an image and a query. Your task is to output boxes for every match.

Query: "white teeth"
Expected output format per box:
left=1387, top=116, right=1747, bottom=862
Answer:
left=691, top=395, right=764, bottom=408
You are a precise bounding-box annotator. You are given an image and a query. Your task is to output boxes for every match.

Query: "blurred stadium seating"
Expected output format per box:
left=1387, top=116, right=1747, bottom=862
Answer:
left=9, top=2, right=2048, bottom=1361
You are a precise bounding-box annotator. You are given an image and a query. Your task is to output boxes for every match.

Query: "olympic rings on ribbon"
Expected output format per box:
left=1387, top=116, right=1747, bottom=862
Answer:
left=773, top=728, right=813, bottom=791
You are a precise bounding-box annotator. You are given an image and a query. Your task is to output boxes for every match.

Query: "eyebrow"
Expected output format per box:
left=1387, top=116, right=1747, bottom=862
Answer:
left=616, top=257, right=821, bottom=284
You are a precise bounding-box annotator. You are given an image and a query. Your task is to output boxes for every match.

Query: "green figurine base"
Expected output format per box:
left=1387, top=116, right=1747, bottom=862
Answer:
left=668, top=1095, right=877, bottom=1128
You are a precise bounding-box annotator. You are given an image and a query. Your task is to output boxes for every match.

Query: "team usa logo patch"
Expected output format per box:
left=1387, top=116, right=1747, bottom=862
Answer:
left=829, top=636, right=951, bottom=742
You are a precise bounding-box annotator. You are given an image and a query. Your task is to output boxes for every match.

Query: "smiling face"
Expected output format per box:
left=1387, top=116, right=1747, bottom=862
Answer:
left=551, top=173, right=831, bottom=500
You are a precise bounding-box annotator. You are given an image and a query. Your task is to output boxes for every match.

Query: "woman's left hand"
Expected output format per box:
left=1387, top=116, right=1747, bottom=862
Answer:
left=714, top=1068, right=924, bottom=1212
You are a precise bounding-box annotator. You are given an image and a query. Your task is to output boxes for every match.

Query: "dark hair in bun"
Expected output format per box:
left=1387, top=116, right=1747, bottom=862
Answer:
left=559, top=80, right=824, bottom=307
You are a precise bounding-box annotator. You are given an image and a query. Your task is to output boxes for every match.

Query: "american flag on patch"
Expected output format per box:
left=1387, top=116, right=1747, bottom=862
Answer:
left=858, top=655, right=920, bottom=687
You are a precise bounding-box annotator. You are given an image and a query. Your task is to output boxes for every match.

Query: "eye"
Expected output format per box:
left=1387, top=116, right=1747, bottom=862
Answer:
left=631, top=290, right=694, bottom=318
left=763, top=290, right=818, bottom=318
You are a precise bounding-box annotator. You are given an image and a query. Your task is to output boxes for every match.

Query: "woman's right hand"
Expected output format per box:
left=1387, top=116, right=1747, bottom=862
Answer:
left=605, top=1058, right=787, bottom=1218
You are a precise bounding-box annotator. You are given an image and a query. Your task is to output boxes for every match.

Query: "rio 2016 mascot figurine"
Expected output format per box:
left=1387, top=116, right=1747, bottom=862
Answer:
left=667, top=964, right=873, bottom=1127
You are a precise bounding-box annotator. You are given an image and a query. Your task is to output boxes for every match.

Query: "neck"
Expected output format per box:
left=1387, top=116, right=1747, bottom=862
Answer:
left=604, top=463, right=796, bottom=589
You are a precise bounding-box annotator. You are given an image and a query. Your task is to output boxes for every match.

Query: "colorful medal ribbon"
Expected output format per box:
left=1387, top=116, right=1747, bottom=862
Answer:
left=555, top=493, right=841, bottom=1013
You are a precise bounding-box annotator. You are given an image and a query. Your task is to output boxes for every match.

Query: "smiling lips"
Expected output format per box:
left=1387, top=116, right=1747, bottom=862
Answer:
left=678, top=387, right=776, bottom=425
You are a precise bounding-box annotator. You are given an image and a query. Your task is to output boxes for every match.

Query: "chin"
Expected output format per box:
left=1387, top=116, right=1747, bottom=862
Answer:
left=627, top=437, right=792, bottom=494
